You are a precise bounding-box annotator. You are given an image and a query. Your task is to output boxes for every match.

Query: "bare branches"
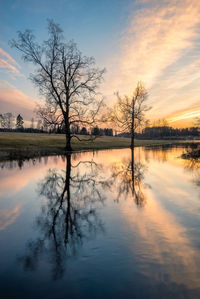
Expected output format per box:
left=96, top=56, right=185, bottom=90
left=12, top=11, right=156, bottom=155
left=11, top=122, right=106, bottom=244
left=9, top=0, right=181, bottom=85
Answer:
left=35, top=104, right=64, bottom=131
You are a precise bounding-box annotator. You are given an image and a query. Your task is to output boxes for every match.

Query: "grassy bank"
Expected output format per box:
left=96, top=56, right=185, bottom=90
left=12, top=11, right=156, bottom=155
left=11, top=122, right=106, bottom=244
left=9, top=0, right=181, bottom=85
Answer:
left=0, top=132, right=195, bottom=161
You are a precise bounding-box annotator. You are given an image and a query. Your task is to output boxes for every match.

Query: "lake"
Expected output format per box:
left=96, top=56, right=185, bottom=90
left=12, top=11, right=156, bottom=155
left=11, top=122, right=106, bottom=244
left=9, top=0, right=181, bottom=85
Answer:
left=0, top=145, right=200, bottom=299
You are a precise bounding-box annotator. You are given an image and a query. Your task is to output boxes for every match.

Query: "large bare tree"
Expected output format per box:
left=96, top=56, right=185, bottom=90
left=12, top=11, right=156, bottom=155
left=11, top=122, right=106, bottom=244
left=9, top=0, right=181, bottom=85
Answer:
left=10, top=20, right=105, bottom=150
left=113, top=82, right=150, bottom=148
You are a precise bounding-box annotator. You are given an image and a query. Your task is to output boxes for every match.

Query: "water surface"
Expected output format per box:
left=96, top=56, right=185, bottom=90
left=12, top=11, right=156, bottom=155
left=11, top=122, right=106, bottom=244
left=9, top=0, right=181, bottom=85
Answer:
left=0, top=146, right=200, bottom=298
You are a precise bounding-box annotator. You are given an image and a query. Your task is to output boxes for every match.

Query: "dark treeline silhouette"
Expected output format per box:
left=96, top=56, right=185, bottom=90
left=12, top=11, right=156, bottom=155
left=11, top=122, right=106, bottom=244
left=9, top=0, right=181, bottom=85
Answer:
left=116, top=126, right=200, bottom=139
left=0, top=127, right=47, bottom=133
left=138, top=126, right=200, bottom=139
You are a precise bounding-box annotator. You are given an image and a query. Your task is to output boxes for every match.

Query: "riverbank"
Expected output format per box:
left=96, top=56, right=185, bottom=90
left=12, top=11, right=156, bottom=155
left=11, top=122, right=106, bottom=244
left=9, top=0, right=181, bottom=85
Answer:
left=0, top=132, right=198, bottom=161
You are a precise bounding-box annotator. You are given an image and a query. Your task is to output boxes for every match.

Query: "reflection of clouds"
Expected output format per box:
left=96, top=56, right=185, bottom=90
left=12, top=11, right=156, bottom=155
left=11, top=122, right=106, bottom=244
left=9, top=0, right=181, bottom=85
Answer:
left=0, top=156, right=72, bottom=231
left=1, top=146, right=200, bottom=289
left=182, top=146, right=200, bottom=188
left=19, top=155, right=107, bottom=280
left=0, top=206, right=21, bottom=230
left=121, top=189, right=200, bottom=289
left=144, top=148, right=200, bottom=215
left=111, top=154, right=148, bottom=207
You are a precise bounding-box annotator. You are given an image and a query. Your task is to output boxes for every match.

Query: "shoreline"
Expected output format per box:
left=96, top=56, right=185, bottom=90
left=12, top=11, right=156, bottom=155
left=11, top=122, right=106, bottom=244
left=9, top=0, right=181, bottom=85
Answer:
left=0, top=132, right=199, bottom=162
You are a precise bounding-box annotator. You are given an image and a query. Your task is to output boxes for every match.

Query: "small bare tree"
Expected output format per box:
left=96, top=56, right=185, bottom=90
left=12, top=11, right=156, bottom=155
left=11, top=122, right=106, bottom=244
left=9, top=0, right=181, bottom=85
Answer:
left=0, top=112, right=14, bottom=129
left=10, top=20, right=105, bottom=150
left=194, top=117, right=200, bottom=129
left=113, top=82, right=150, bottom=148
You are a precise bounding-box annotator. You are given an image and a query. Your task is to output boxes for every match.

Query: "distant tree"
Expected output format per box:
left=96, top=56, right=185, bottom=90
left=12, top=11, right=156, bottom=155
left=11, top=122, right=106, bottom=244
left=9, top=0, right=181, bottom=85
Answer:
left=16, top=114, right=24, bottom=130
left=113, top=82, right=150, bottom=148
left=0, top=114, right=4, bottom=128
left=92, top=126, right=100, bottom=136
left=0, top=112, right=14, bottom=129
left=31, top=117, right=35, bottom=130
left=80, top=127, right=88, bottom=135
left=11, top=20, right=105, bottom=151
left=36, top=119, right=42, bottom=130
left=103, top=128, right=113, bottom=136
left=194, top=117, right=200, bottom=131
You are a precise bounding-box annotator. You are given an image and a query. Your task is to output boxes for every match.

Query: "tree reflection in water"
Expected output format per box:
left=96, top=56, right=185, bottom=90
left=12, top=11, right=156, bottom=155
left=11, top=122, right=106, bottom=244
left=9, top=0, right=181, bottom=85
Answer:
left=111, top=149, right=148, bottom=207
left=18, top=149, right=149, bottom=279
left=182, top=144, right=200, bottom=188
left=18, top=154, right=110, bottom=280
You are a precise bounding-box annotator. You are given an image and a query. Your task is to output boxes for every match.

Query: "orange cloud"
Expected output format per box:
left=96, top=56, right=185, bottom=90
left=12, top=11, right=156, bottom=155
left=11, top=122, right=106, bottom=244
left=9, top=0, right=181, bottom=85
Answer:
left=102, top=0, right=200, bottom=127
left=168, top=109, right=200, bottom=124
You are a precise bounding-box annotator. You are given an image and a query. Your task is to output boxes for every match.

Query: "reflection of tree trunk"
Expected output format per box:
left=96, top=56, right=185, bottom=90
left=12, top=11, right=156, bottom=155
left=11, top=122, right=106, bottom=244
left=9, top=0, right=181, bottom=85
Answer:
left=131, top=147, right=135, bottom=197
left=131, top=148, right=141, bottom=206
left=65, top=132, right=72, bottom=151
left=65, top=154, right=71, bottom=243
left=131, top=100, right=135, bottom=149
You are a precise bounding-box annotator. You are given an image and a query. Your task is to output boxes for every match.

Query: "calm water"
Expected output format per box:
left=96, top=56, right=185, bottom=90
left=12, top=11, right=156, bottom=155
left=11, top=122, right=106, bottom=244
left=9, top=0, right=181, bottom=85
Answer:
left=0, top=146, right=200, bottom=298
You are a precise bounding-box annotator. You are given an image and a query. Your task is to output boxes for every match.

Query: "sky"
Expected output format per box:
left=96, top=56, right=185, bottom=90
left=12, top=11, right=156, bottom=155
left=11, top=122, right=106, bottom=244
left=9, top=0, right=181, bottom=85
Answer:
left=0, top=0, right=200, bottom=128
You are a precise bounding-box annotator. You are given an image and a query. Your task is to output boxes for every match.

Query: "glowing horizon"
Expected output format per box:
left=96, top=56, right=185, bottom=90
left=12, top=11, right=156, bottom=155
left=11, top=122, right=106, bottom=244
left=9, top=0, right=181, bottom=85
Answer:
left=0, top=0, right=200, bottom=128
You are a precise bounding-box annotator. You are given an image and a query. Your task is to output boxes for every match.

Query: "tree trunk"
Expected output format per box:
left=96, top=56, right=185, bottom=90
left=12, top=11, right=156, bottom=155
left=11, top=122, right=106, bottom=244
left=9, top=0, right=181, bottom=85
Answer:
left=65, top=108, right=72, bottom=151
left=131, top=131, right=135, bottom=149
left=65, top=132, right=72, bottom=151
left=131, top=147, right=135, bottom=198
left=65, top=153, right=71, bottom=243
left=131, top=99, right=135, bottom=149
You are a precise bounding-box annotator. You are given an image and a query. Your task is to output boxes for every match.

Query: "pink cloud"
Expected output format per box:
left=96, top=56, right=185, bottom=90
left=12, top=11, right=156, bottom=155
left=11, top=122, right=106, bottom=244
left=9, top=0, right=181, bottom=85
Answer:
left=0, top=86, right=36, bottom=119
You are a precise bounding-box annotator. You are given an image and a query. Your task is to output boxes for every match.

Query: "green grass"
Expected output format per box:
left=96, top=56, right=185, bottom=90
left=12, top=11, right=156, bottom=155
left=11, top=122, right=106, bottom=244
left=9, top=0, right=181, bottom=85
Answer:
left=0, top=132, right=193, bottom=161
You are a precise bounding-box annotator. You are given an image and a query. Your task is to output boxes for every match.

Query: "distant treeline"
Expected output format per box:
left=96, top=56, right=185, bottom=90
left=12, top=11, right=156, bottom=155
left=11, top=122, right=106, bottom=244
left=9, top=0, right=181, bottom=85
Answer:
left=0, top=128, right=47, bottom=133
left=141, top=126, right=200, bottom=138
left=117, top=126, right=200, bottom=139
left=52, top=125, right=113, bottom=136
left=0, top=125, right=114, bottom=136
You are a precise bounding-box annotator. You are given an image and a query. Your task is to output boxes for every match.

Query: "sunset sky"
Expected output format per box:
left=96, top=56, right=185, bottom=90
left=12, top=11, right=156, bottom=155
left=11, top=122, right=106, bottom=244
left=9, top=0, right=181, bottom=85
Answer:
left=0, top=0, right=200, bottom=127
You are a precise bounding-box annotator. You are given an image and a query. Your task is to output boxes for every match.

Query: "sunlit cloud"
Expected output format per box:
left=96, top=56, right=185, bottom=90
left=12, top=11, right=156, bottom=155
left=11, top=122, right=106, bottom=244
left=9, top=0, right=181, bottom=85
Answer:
left=0, top=48, right=20, bottom=67
left=0, top=47, right=23, bottom=77
left=103, top=0, right=200, bottom=127
left=0, top=80, right=16, bottom=89
left=0, top=86, right=36, bottom=119
left=167, top=108, right=200, bottom=124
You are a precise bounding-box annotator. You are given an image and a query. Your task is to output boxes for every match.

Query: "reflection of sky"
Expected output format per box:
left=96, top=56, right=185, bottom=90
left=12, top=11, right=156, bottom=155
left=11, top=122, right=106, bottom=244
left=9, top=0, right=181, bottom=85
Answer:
left=0, top=147, right=200, bottom=295
left=1, top=0, right=200, bottom=126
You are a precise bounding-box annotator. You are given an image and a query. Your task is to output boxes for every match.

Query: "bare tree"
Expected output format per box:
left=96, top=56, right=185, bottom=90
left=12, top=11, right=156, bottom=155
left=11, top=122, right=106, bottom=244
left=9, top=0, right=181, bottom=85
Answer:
left=30, top=117, right=35, bottom=130
left=0, top=112, right=14, bottom=129
left=10, top=20, right=105, bottom=150
left=113, top=82, right=150, bottom=148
